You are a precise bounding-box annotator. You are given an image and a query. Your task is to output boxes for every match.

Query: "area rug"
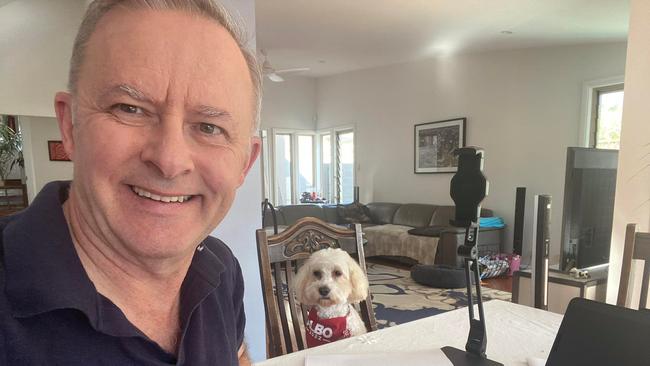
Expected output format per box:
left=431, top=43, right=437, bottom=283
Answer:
left=367, top=262, right=512, bottom=328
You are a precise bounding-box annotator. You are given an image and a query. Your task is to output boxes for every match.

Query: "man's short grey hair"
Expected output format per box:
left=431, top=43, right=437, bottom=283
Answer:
left=69, top=0, right=262, bottom=131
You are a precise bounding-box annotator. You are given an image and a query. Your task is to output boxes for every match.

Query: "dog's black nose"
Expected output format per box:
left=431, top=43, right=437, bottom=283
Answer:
left=318, top=286, right=330, bottom=297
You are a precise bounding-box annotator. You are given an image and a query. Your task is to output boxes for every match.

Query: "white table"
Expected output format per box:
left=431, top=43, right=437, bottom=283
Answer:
left=255, top=300, right=563, bottom=366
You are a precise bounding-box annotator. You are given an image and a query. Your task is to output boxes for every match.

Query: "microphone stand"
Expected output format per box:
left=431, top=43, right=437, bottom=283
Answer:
left=441, top=147, right=502, bottom=366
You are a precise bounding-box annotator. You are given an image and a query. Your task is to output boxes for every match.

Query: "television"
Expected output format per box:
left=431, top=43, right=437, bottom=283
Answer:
left=560, top=147, right=618, bottom=271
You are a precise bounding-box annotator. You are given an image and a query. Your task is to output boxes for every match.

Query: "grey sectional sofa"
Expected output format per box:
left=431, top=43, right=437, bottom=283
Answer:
left=262, top=202, right=503, bottom=267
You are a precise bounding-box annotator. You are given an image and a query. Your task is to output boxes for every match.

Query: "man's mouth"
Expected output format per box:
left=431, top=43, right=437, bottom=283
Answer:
left=131, top=185, right=194, bottom=203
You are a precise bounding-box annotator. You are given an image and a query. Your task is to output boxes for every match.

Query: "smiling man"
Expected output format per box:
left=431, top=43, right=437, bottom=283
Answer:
left=0, top=1, right=261, bottom=365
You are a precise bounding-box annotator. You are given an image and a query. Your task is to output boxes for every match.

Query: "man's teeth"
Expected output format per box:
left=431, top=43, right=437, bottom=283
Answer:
left=132, top=186, right=192, bottom=203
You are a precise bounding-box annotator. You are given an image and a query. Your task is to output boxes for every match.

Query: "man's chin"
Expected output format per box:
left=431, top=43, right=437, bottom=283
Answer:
left=116, top=228, right=201, bottom=260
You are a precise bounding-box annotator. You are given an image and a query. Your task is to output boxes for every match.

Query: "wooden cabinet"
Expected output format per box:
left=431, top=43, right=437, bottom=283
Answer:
left=0, top=181, right=28, bottom=216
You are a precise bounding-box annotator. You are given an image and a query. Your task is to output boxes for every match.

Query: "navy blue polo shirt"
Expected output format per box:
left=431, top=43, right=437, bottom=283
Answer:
left=0, top=181, right=246, bottom=365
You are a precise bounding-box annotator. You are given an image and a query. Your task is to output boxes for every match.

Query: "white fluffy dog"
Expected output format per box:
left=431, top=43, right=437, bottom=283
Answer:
left=294, top=248, right=369, bottom=347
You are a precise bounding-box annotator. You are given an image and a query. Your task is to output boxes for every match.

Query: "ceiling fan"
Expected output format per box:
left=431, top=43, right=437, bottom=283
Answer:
left=260, top=49, right=310, bottom=82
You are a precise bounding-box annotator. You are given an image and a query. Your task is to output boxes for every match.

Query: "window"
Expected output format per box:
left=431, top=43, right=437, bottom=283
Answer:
left=274, top=133, right=292, bottom=205
left=590, top=83, right=624, bottom=149
left=336, top=130, right=354, bottom=204
left=319, top=134, right=332, bottom=203
left=296, top=134, right=315, bottom=203
left=260, top=127, right=354, bottom=206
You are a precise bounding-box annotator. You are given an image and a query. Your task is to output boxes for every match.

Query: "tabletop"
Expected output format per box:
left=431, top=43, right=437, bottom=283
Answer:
left=254, top=299, right=563, bottom=366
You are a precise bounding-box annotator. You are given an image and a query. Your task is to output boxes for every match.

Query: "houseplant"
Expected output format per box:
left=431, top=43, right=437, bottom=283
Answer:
left=0, top=122, right=23, bottom=184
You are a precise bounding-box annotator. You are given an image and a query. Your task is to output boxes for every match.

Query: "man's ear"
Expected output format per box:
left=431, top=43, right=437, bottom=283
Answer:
left=54, top=92, right=75, bottom=161
left=237, top=135, right=261, bottom=187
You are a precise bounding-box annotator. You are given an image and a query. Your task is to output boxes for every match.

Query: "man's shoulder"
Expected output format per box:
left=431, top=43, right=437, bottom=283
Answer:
left=202, top=236, right=240, bottom=271
left=192, top=236, right=243, bottom=293
left=0, top=211, right=25, bottom=245
left=203, top=236, right=234, bottom=257
left=0, top=211, right=23, bottom=229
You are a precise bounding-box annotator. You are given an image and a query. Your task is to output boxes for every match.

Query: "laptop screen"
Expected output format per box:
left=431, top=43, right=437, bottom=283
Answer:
left=546, top=297, right=650, bottom=366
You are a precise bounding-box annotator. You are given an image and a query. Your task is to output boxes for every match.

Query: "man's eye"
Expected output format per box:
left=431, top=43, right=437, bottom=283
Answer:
left=117, top=104, right=142, bottom=114
left=198, top=123, right=224, bottom=136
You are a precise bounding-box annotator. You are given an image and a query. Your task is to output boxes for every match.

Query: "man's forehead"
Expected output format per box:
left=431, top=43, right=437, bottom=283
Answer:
left=79, top=6, right=254, bottom=119
left=90, top=7, right=241, bottom=62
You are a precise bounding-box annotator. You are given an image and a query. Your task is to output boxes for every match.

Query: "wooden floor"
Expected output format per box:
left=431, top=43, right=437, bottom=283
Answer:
left=481, top=276, right=513, bottom=292
left=367, top=257, right=513, bottom=293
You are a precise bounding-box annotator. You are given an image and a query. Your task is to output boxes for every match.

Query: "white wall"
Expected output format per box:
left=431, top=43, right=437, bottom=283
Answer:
left=18, top=116, right=74, bottom=202
left=606, top=0, right=650, bottom=305
left=0, top=0, right=84, bottom=117
left=260, top=76, right=317, bottom=130
left=315, top=42, right=627, bottom=264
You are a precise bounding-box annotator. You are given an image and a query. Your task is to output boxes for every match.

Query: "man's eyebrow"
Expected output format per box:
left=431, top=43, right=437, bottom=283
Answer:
left=99, top=84, right=153, bottom=103
left=196, top=105, right=232, bottom=119
left=117, top=84, right=150, bottom=101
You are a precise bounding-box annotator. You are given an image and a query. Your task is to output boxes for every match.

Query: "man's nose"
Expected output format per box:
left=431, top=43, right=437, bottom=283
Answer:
left=318, top=286, right=330, bottom=297
left=141, top=116, right=194, bottom=179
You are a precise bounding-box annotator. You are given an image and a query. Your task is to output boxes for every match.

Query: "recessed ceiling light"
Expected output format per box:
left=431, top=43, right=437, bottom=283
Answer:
left=501, top=30, right=513, bottom=35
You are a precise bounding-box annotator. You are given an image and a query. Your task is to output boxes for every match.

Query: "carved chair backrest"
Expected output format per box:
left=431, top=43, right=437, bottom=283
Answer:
left=256, top=216, right=377, bottom=358
left=618, top=223, right=650, bottom=310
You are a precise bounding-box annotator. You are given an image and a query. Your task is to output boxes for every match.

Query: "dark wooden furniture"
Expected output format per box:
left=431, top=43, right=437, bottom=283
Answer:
left=0, top=180, right=28, bottom=216
left=617, top=223, right=650, bottom=309
left=256, top=216, right=377, bottom=358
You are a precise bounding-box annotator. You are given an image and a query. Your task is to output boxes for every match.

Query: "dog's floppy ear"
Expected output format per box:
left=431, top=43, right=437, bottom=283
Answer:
left=293, top=258, right=311, bottom=304
left=347, top=255, right=369, bottom=303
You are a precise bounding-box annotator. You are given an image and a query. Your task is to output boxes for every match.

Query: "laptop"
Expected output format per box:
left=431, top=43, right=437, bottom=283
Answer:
left=546, top=297, right=650, bottom=366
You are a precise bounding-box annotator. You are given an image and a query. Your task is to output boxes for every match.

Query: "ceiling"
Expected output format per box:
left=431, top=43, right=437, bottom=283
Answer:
left=256, top=0, right=630, bottom=78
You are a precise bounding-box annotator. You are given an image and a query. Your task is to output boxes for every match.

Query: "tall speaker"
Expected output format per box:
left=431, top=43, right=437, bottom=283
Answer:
left=531, top=194, right=551, bottom=310
left=513, top=187, right=526, bottom=255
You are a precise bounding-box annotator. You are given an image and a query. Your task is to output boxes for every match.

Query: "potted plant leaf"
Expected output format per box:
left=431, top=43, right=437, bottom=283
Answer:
left=0, top=122, right=23, bottom=185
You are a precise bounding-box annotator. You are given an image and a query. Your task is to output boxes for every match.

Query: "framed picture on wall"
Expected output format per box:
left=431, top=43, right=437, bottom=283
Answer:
left=48, top=140, right=71, bottom=161
left=414, top=118, right=466, bottom=173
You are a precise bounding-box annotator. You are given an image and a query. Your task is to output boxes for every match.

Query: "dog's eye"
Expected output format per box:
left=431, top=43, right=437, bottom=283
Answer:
left=313, top=270, right=322, bottom=279
left=333, top=270, right=343, bottom=277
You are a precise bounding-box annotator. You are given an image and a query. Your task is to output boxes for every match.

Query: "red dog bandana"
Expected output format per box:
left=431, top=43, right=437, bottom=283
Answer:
left=305, top=307, right=351, bottom=347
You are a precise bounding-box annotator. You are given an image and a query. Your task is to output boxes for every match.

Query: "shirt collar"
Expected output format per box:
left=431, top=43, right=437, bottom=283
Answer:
left=3, top=180, right=226, bottom=336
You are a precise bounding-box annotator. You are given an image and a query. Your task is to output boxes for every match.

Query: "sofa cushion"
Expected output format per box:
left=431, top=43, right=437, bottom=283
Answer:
left=407, top=225, right=447, bottom=237
left=322, top=204, right=342, bottom=224
left=279, top=204, right=326, bottom=225
left=366, top=202, right=401, bottom=224
left=363, top=224, right=439, bottom=265
left=393, top=204, right=436, bottom=228
left=337, top=202, right=372, bottom=224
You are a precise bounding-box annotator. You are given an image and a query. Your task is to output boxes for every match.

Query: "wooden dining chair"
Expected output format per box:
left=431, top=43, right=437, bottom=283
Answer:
left=617, top=223, right=650, bottom=310
left=256, top=216, right=377, bottom=358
